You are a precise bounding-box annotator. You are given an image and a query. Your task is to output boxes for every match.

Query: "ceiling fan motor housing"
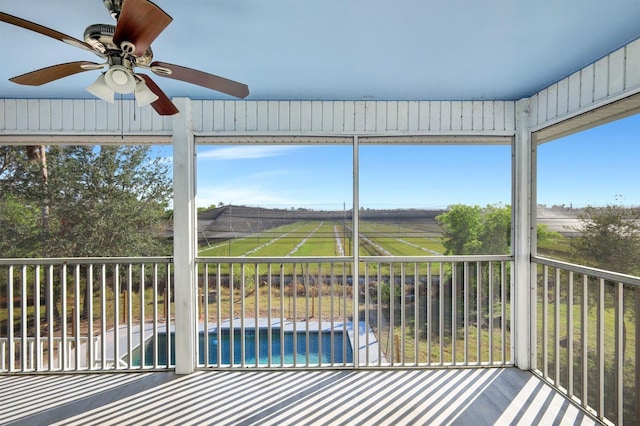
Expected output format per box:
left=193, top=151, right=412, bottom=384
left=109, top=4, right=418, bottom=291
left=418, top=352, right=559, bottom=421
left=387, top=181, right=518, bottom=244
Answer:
left=84, top=23, right=153, bottom=65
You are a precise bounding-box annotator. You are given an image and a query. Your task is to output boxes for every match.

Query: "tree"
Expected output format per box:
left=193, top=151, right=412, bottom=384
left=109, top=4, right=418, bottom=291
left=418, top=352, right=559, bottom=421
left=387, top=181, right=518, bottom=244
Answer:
left=0, top=145, right=173, bottom=320
left=43, top=145, right=172, bottom=257
left=437, top=203, right=559, bottom=255
left=0, top=146, right=50, bottom=255
left=437, top=204, right=483, bottom=255
left=0, top=194, right=41, bottom=257
left=572, top=205, right=640, bottom=276
left=477, top=205, right=511, bottom=255
left=536, top=223, right=557, bottom=246
left=437, top=204, right=510, bottom=255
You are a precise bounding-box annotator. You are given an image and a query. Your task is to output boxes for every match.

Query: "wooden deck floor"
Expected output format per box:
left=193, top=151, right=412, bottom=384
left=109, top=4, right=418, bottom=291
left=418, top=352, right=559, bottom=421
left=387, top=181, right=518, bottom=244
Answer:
left=0, top=368, right=600, bottom=425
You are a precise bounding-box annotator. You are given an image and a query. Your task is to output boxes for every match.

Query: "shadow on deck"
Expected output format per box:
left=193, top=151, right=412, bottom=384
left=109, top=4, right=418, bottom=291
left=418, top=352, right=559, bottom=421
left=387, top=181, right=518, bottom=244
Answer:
left=0, top=367, right=598, bottom=425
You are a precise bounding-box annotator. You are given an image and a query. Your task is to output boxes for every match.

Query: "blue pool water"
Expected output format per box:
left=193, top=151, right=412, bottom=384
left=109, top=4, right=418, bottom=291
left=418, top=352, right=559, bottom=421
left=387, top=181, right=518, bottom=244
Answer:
left=136, top=328, right=353, bottom=366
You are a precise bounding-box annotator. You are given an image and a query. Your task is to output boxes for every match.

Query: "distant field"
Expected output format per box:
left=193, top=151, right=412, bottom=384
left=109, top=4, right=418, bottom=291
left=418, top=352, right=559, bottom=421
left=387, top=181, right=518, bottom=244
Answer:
left=199, top=219, right=446, bottom=257
left=359, top=222, right=445, bottom=256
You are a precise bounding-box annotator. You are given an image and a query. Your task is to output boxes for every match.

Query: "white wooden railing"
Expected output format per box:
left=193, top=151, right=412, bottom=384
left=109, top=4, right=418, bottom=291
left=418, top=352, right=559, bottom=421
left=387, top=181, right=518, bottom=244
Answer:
left=1, top=255, right=513, bottom=373
left=532, top=256, right=640, bottom=425
left=196, top=255, right=513, bottom=369
left=0, top=257, right=173, bottom=372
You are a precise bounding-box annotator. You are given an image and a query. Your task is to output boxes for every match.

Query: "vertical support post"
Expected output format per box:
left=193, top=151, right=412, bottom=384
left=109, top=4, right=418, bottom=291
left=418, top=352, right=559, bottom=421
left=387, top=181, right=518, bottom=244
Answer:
left=352, top=135, right=359, bottom=368
left=514, top=98, right=532, bottom=370
left=172, top=98, right=197, bottom=374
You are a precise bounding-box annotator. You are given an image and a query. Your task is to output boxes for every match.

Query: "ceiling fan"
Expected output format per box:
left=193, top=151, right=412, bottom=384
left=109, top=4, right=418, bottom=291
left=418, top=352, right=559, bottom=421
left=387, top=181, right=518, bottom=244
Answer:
left=0, top=0, right=249, bottom=115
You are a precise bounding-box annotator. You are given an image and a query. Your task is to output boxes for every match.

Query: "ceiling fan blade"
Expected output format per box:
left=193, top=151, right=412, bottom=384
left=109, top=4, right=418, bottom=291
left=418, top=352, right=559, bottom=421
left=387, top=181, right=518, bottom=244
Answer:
left=113, top=0, right=172, bottom=56
left=138, top=74, right=179, bottom=116
left=150, top=62, right=249, bottom=98
left=0, top=12, right=96, bottom=53
left=9, top=61, right=101, bottom=86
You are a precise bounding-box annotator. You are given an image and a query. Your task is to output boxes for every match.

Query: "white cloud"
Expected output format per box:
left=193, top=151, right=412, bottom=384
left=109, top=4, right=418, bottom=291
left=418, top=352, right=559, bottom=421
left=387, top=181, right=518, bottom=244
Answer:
left=198, top=146, right=299, bottom=160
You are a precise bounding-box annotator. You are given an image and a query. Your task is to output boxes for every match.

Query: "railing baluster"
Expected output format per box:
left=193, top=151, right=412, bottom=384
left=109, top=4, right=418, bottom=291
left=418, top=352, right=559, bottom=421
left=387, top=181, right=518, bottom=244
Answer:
left=165, top=263, right=172, bottom=367
left=139, top=264, right=145, bottom=369
left=74, top=264, right=81, bottom=370
left=342, top=261, right=347, bottom=366
left=34, top=265, right=41, bottom=371
left=364, top=262, right=369, bottom=367
left=255, top=263, right=260, bottom=368
left=240, top=264, right=245, bottom=368
left=126, top=264, right=133, bottom=369
left=476, top=262, right=481, bottom=366
left=47, top=265, right=54, bottom=371
left=1, top=333, right=5, bottom=372
left=304, top=262, right=310, bottom=367
left=463, top=261, right=469, bottom=366
left=21, top=265, right=27, bottom=372
left=615, top=281, right=624, bottom=425
left=567, top=271, right=574, bottom=397
left=113, top=264, right=119, bottom=370
left=597, top=277, right=604, bottom=419
left=439, top=261, right=444, bottom=366
left=292, top=263, right=297, bottom=367
left=6, top=266, right=13, bottom=372
left=400, top=262, right=406, bottom=366
left=267, top=263, right=273, bottom=367
left=100, top=264, right=107, bottom=370
left=216, top=263, right=222, bottom=368
left=280, top=263, right=285, bottom=368
left=580, top=274, right=589, bottom=408
left=554, top=267, right=560, bottom=386
left=376, top=262, right=382, bottom=367
left=317, top=263, right=322, bottom=367
left=229, top=263, right=234, bottom=367
left=61, top=264, right=67, bottom=370
left=542, top=265, right=548, bottom=378
left=501, top=260, right=507, bottom=364
left=636, top=286, right=640, bottom=423
left=88, top=264, right=94, bottom=370
left=581, top=274, right=588, bottom=409
left=389, top=263, right=395, bottom=365
left=426, top=262, right=432, bottom=366
left=152, top=263, right=159, bottom=369
left=414, top=263, right=419, bottom=366
left=451, top=261, right=456, bottom=365
left=203, top=263, right=209, bottom=368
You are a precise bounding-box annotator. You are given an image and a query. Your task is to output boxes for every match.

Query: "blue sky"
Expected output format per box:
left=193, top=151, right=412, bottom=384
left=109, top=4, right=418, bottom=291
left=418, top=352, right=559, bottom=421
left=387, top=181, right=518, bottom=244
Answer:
left=195, top=144, right=511, bottom=210
left=184, top=113, right=639, bottom=210
left=537, top=113, right=640, bottom=207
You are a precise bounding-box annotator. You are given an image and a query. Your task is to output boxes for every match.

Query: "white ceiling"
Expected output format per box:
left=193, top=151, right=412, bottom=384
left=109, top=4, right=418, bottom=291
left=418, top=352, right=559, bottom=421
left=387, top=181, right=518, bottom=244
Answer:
left=1, top=0, right=639, bottom=102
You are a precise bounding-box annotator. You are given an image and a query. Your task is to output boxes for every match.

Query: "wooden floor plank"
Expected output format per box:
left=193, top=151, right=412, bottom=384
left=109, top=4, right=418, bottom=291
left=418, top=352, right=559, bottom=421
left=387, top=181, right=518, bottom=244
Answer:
left=0, top=368, right=600, bottom=425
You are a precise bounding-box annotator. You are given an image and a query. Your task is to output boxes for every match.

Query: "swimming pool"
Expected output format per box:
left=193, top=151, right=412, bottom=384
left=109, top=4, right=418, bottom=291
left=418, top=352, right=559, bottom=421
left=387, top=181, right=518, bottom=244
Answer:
left=134, top=327, right=353, bottom=366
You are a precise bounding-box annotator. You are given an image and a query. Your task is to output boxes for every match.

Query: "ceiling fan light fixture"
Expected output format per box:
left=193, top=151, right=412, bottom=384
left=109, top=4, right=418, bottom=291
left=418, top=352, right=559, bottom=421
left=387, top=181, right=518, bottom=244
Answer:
left=134, top=80, right=159, bottom=107
left=86, top=73, right=115, bottom=103
left=104, top=65, right=136, bottom=94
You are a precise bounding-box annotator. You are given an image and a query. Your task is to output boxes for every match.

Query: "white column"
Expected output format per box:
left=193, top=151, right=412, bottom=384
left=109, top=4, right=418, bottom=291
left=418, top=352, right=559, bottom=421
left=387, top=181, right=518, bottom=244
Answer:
left=172, top=98, right=197, bottom=374
left=352, top=135, right=359, bottom=368
left=514, top=98, right=532, bottom=370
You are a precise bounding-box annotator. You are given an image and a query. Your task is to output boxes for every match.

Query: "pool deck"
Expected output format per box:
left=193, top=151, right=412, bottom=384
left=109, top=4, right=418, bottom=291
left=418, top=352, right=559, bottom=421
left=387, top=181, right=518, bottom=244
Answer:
left=0, top=367, right=599, bottom=425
